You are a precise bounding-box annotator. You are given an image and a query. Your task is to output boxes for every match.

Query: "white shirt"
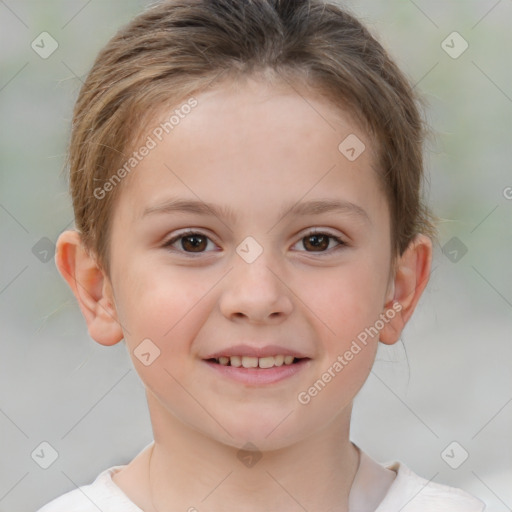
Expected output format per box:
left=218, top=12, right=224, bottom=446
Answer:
left=36, top=444, right=485, bottom=512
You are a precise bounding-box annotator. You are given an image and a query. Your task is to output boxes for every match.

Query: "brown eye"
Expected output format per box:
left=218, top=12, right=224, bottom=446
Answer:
left=163, top=231, right=216, bottom=254
left=181, top=234, right=208, bottom=252
left=303, top=234, right=330, bottom=251
left=292, top=231, right=346, bottom=254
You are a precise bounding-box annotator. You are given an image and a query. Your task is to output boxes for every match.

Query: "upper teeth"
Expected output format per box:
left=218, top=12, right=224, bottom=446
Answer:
left=216, top=355, right=296, bottom=368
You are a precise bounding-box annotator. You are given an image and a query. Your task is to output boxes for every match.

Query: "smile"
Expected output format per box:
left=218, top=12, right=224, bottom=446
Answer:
left=204, top=356, right=310, bottom=385
left=210, top=355, right=301, bottom=369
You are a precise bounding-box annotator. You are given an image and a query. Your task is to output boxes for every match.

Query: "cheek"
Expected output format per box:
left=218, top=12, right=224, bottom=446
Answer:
left=112, top=263, right=214, bottom=400
left=113, top=258, right=213, bottom=349
left=294, top=260, right=385, bottom=412
left=299, top=255, right=389, bottom=345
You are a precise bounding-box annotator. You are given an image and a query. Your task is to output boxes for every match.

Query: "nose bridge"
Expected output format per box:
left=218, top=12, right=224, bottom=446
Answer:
left=234, top=244, right=283, bottom=297
left=219, top=242, right=293, bottom=322
left=237, top=250, right=278, bottom=290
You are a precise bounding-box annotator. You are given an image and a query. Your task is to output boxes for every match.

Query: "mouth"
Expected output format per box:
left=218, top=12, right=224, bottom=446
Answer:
left=206, top=355, right=306, bottom=369
left=203, top=354, right=311, bottom=385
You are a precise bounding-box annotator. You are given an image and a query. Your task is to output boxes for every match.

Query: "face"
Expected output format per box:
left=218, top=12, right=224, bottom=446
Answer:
left=106, top=78, right=395, bottom=449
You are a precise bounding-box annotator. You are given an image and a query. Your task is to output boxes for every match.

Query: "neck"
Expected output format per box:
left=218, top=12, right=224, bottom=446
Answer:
left=145, top=393, right=359, bottom=512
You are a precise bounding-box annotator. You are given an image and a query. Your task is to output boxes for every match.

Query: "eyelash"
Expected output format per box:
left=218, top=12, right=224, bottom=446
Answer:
left=162, top=229, right=347, bottom=255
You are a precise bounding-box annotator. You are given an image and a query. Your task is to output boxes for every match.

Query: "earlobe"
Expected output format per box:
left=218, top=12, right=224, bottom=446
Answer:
left=55, top=230, right=124, bottom=346
left=379, top=234, right=432, bottom=345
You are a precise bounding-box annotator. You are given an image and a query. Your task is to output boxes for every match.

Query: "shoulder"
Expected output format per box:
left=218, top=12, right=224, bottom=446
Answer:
left=35, top=466, right=142, bottom=512
left=376, top=460, right=486, bottom=512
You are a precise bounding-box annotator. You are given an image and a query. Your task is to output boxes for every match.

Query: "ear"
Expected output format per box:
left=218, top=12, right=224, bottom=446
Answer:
left=55, top=230, right=124, bottom=346
left=379, top=234, right=432, bottom=345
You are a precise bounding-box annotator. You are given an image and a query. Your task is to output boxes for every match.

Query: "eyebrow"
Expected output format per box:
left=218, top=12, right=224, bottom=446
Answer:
left=142, top=197, right=371, bottom=225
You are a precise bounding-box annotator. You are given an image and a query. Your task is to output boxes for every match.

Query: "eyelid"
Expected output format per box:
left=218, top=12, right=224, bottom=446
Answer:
left=163, top=229, right=220, bottom=254
left=291, top=228, right=347, bottom=253
left=162, top=228, right=348, bottom=255
left=300, top=227, right=346, bottom=240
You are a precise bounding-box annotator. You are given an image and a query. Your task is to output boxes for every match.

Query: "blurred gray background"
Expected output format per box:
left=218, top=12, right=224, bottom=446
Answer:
left=1, top=1, right=511, bottom=510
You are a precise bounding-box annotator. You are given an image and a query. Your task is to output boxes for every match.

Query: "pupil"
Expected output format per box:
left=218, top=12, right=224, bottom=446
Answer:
left=306, top=234, right=328, bottom=251
left=183, top=235, right=206, bottom=252
left=180, top=235, right=330, bottom=252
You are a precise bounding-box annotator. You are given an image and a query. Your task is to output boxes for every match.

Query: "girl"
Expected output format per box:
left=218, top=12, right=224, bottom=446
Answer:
left=40, top=0, right=485, bottom=510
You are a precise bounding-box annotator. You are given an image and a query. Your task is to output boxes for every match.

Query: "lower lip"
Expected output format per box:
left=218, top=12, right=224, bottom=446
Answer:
left=203, top=359, right=310, bottom=385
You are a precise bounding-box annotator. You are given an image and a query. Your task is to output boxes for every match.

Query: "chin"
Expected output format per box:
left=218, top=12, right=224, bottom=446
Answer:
left=207, top=408, right=307, bottom=451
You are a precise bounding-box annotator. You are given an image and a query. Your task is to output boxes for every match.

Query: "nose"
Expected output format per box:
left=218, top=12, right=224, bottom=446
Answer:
left=219, top=254, right=293, bottom=324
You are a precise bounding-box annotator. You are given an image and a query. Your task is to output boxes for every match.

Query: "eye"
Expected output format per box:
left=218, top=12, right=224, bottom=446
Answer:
left=163, top=230, right=217, bottom=253
left=162, top=229, right=346, bottom=255
left=292, top=230, right=346, bottom=253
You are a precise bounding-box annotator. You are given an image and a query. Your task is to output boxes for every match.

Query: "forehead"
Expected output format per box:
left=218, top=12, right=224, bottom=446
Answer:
left=114, top=77, right=385, bottom=223
left=168, top=77, right=376, bottom=160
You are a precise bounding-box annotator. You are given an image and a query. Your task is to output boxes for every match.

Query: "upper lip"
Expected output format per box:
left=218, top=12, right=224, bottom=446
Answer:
left=203, top=344, right=310, bottom=360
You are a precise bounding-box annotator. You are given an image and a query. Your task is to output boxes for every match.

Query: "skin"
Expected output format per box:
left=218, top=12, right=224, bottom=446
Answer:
left=56, top=77, right=432, bottom=512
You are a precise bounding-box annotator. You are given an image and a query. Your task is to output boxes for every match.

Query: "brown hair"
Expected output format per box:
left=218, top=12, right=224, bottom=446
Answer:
left=68, top=0, right=437, bottom=276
